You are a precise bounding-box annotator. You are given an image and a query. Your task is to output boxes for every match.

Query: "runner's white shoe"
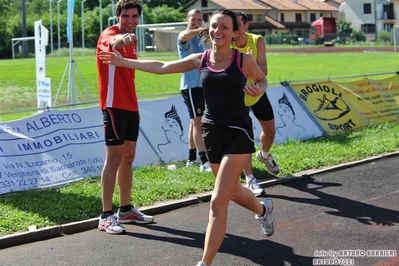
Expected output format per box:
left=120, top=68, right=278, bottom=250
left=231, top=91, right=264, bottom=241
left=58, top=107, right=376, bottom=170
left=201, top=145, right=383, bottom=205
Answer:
left=98, top=214, right=126, bottom=234
left=117, top=206, right=154, bottom=224
left=200, top=161, right=212, bottom=172
left=255, top=198, right=276, bottom=237
left=247, top=177, right=264, bottom=196
left=256, top=151, right=280, bottom=175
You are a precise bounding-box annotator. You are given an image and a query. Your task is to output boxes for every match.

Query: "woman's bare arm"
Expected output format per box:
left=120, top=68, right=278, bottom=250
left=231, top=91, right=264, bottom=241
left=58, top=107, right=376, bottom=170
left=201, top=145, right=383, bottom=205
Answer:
left=242, top=53, right=268, bottom=97
left=99, top=47, right=202, bottom=74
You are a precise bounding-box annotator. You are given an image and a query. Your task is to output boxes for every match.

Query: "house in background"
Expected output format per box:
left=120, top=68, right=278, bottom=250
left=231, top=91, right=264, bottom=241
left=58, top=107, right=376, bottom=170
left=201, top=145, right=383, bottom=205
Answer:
left=260, top=0, right=339, bottom=37
left=151, top=0, right=273, bottom=51
left=182, top=0, right=272, bottom=34
left=150, top=0, right=398, bottom=51
left=182, top=0, right=339, bottom=38
left=339, top=0, right=398, bottom=41
left=325, top=0, right=346, bottom=9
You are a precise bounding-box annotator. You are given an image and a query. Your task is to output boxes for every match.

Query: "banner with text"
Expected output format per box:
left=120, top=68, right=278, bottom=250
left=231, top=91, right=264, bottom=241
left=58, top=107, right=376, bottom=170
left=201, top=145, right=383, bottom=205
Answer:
left=334, top=74, right=399, bottom=124
left=288, top=74, right=399, bottom=135
left=289, top=81, right=368, bottom=135
left=0, top=85, right=340, bottom=195
left=0, top=107, right=105, bottom=194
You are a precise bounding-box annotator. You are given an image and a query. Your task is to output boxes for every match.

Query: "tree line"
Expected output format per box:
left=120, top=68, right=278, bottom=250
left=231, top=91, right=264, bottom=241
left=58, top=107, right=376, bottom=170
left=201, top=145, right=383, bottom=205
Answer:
left=0, top=0, right=190, bottom=59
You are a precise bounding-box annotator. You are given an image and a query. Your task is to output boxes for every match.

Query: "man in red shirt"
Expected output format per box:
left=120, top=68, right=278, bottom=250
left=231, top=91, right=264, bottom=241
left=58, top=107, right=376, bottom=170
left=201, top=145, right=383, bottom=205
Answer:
left=96, top=0, right=153, bottom=234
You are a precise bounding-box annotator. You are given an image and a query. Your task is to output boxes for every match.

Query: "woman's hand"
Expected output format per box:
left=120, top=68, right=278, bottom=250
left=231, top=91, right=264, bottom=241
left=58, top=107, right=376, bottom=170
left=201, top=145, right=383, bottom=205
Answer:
left=98, top=47, right=125, bottom=67
left=243, top=82, right=262, bottom=97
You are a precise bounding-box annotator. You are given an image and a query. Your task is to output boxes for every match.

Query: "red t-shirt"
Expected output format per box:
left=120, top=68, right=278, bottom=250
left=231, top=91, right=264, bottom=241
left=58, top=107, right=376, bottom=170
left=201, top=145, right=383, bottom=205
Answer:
left=96, top=25, right=138, bottom=111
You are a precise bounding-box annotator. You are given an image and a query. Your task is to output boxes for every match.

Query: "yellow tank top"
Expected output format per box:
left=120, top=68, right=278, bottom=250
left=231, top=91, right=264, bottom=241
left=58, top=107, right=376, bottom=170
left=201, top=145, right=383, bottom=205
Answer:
left=231, top=33, right=264, bottom=106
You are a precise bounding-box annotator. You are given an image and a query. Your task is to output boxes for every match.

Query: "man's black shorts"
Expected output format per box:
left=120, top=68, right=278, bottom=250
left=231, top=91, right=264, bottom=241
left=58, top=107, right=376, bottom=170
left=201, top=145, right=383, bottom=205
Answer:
left=250, top=93, right=274, bottom=121
left=181, top=87, right=205, bottom=119
left=102, top=108, right=139, bottom=146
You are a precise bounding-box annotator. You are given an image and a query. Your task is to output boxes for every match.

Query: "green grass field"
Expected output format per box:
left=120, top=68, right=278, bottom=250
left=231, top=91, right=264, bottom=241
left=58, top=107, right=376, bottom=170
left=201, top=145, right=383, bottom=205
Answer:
left=1, top=46, right=398, bottom=117
left=1, top=46, right=399, bottom=237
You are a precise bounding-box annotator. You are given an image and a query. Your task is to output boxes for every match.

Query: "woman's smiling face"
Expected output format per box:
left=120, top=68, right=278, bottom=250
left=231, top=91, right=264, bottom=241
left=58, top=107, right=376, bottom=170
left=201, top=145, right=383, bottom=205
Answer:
left=209, top=13, right=237, bottom=46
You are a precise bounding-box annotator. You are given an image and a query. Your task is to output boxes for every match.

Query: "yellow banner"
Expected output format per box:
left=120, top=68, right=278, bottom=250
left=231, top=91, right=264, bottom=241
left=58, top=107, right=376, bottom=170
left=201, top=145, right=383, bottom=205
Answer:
left=334, top=74, right=399, bottom=124
left=289, top=74, right=399, bottom=135
left=290, top=80, right=366, bottom=135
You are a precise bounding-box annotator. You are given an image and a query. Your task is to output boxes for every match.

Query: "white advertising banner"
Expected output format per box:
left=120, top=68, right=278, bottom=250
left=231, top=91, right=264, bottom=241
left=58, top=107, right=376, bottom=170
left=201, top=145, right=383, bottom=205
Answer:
left=0, top=90, right=325, bottom=195
left=0, top=107, right=105, bottom=195
left=137, top=96, right=190, bottom=165
left=264, top=85, right=324, bottom=143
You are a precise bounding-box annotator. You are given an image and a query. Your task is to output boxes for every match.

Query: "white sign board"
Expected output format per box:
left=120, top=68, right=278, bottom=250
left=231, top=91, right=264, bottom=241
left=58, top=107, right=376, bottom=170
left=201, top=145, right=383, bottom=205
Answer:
left=34, top=20, right=51, bottom=109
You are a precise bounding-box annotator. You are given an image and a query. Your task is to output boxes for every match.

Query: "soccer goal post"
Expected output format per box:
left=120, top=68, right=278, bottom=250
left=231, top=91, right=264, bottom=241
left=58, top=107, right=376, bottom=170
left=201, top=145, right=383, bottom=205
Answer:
left=11, top=36, right=35, bottom=60
left=394, top=25, right=399, bottom=53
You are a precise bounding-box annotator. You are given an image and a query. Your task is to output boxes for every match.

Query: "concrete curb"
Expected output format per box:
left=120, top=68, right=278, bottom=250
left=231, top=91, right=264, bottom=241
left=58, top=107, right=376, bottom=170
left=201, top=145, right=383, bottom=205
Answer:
left=1, top=151, right=398, bottom=249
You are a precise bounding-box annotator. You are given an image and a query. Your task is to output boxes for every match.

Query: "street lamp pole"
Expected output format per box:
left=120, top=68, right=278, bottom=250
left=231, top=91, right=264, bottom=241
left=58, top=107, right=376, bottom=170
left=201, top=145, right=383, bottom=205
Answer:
left=50, top=0, right=54, bottom=57
left=375, top=0, right=377, bottom=41
left=99, top=0, right=103, bottom=33
left=112, top=0, right=115, bottom=25
left=81, top=0, right=86, bottom=55
left=57, top=0, right=62, bottom=56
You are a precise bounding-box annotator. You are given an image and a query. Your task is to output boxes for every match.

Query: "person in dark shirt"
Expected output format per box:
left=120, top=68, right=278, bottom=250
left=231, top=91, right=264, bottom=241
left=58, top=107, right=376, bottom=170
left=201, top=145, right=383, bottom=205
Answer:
left=98, top=8, right=276, bottom=266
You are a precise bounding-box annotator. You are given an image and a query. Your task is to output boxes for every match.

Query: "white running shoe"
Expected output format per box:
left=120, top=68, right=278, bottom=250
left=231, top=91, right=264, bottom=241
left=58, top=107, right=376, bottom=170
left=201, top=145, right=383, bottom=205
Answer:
left=255, top=198, right=276, bottom=237
left=247, top=178, right=264, bottom=196
left=186, top=158, right=200, bottom=167
left=98, top=214, right=126, bottom=234
left=117, top=206, right=154, bottom=224
left=200, top=161, right=212, bottom=172
left=256, top=151, right=280, bottom=175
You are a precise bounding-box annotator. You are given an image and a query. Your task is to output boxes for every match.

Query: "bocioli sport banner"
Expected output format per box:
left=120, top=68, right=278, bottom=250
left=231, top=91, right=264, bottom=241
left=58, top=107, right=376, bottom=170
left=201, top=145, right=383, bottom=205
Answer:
left=287, top=74, right=399, bottom=135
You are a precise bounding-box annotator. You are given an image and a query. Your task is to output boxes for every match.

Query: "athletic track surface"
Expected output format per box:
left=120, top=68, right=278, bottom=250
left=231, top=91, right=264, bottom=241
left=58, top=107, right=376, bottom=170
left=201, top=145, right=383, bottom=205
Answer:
left=267, top=46, right=395, bottom=54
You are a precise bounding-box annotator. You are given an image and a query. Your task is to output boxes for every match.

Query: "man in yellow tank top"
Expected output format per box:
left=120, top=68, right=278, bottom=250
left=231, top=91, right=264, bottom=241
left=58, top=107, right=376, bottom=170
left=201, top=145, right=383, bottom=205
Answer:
left=231, top=11, right=280, bottom=196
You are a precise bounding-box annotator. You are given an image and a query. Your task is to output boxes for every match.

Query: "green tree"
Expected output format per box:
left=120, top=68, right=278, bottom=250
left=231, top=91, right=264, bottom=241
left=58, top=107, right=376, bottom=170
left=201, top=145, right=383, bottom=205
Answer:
left=0, top=0, right=193, bottom=58
left=143, top=0, right=190, bottom=9
left=350, top=30, right=366, bottom=43
left=377, top=30, right=392, bottom=44
left=336, top=20, right=352, bottom=43
left=84, top=7, right=103, bottom=47
left=0, top=0, right=11, bottom=58
left=28, top=0, right=48, bottom=16
left=143, top=4, right=185, bottom=24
